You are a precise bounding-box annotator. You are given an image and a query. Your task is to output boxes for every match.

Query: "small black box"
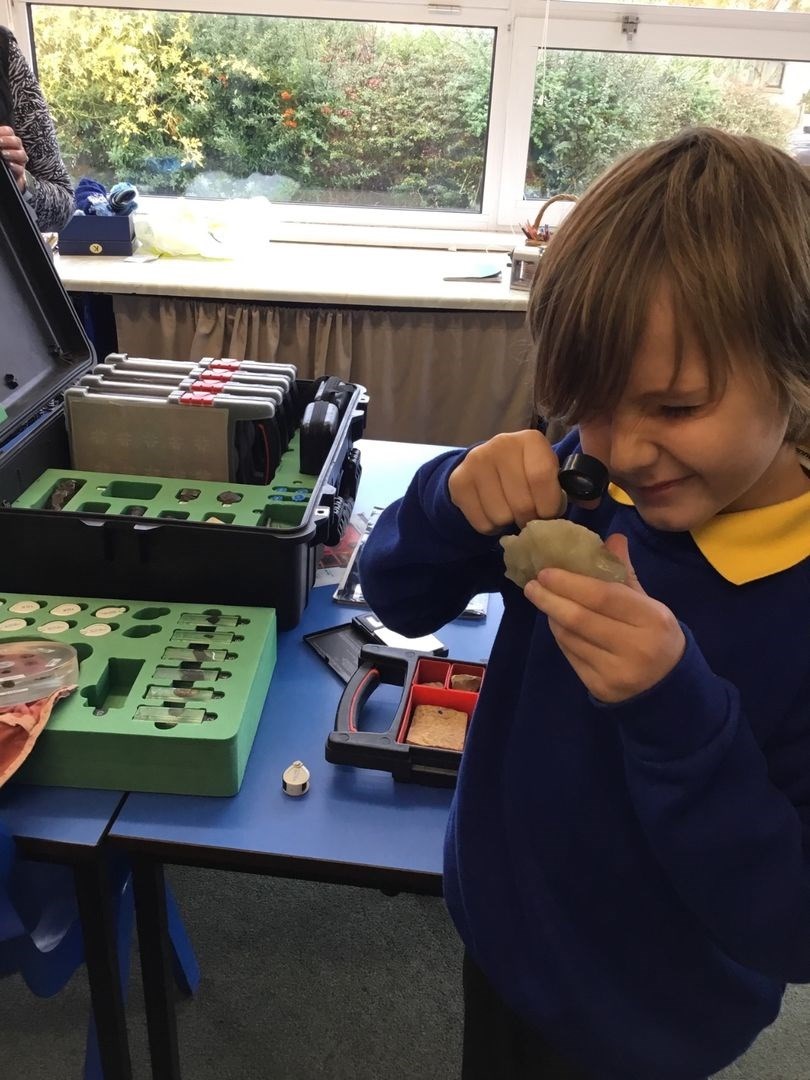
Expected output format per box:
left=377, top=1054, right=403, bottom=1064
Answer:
left=58, top=214, right=135, bottom=256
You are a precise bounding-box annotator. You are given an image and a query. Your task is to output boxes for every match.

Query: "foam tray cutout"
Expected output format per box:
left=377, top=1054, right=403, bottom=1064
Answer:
left=0, top=591, right=276, bottom=795
left=14, top=433, right=314, bottom=530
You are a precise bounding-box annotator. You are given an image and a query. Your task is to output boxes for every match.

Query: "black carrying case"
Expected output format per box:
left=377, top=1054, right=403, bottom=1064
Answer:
left=0, top=160, right=367, bottom=629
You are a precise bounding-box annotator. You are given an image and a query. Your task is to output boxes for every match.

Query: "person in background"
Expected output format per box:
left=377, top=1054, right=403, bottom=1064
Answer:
left=360, top=128, right=810, bottom=1080
left=0, top=26, right=72, bottom=232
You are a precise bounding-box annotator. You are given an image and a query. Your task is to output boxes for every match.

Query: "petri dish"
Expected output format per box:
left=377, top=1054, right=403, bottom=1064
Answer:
left=0, top=641, right=79, bottom=707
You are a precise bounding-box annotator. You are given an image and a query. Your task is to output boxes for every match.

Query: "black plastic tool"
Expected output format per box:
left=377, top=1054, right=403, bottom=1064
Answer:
left=558, top=453, right=609, bottom=501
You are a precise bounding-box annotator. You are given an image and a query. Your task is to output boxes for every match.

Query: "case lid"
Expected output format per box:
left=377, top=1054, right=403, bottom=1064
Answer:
left=0, top=159, right=94, bottom=446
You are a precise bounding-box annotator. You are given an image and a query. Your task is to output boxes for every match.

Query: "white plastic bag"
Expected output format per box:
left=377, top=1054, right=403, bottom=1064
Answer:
left=133, top=197, right=278, bottom=259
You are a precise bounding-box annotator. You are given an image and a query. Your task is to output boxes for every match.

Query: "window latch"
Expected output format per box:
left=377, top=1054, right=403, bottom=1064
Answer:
left=621, top=15, right=639, bottom=43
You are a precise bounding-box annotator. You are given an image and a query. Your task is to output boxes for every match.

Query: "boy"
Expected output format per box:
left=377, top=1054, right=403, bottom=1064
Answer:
left=359, top=128, right=810, bottom=1080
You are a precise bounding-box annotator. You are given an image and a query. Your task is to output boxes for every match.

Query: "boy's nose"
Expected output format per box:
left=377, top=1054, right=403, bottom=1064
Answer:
left=605, top=416, right=659, bottom=476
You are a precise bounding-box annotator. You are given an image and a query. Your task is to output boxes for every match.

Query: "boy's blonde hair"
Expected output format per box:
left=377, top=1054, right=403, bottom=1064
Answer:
left=529, top=127, right=810, bottom=443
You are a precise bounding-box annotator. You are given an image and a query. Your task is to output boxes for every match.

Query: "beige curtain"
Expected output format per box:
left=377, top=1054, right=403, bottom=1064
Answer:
left=112, top=295, right=534, bottom=446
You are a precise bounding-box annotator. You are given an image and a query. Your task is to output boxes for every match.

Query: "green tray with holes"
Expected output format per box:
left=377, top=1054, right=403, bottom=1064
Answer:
left=13, top=432, right=315, bottom=529
left=2, top=591, right=276, bottom=795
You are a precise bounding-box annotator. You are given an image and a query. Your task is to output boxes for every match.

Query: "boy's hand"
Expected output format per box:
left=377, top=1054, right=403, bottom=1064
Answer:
left=448, top=430, right=568, bottom=535
left=524, top=534, right=686, bottom=703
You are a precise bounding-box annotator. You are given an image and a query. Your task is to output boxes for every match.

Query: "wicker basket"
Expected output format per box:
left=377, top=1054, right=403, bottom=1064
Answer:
left=524, top=193, right=578, bottom=247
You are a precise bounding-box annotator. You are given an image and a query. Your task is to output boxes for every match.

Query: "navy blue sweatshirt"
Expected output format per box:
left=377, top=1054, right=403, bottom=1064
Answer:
left=359, top=434, right=810, bottom=1080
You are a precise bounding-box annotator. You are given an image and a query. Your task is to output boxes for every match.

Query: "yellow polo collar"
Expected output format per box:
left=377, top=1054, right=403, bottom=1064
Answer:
left=608, top=458, right=810, bottom=585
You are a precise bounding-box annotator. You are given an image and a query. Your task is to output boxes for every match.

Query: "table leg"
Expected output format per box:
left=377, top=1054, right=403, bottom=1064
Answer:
left=132, top=857, right=182, bottom=1080
left=73, top=858, right=133, bottom=1080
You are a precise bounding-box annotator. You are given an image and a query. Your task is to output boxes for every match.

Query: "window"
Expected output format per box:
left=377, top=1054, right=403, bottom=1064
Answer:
left=525, top=51, right=810, bottom=198
left=13, top=0, right=810, bottom=233
left=30, top=6, right=496, bottom=213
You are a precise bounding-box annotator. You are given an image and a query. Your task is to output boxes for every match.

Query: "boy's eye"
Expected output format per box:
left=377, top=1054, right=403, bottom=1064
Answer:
left=660, top=404, right=701, bottom=417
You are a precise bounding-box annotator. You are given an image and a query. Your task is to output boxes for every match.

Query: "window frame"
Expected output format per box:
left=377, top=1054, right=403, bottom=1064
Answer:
left=8, top=0, right=810, bottom=236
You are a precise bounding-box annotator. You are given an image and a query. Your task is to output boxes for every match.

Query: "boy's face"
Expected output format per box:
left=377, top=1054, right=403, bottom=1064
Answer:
left=578, top=287, right=808, bottom=532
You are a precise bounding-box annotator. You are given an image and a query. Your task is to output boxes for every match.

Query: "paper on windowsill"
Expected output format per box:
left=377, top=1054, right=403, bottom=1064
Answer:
left=443, top=259, right=503, bottom=282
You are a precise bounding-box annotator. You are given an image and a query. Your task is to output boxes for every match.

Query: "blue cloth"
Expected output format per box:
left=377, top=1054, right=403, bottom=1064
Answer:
left=359, top=430, right=810, bottom=1080
left=108, top=182, right=138, bottom=215
left=74, top=177, right=111, bottom=216
left=75, top=177, right=138, bottom=216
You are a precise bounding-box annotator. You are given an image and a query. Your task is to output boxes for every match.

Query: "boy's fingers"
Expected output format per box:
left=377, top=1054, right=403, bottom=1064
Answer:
left=463, top=488, right=500, bottom=534
left=548, top=618, right=608, bottom=666
left=525, top=580, right=621, bottom=649
left=535, top=568, right=646, bottom=624
left=450, top=468, right=499, bottom=533
left=500, top=471, right=550, bottom=528
left=466, top=473, right=521, bottom=534
left=603, top=533, right=643, bottom=592
left=523, top=440, right=567, bottom=520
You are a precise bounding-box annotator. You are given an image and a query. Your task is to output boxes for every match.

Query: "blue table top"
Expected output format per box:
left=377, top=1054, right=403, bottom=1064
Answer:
left=0, top=784, right=123, bottom=851
left=109, top=440, right=502, bottom=888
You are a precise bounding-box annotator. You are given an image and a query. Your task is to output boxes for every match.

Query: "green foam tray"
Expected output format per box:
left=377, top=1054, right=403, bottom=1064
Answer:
left=1, top=591, right=276, bottom=796
left=13, top=432, right=314, bottom=530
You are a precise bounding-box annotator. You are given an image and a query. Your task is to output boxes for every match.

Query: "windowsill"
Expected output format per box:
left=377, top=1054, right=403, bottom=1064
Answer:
left=55, top=239, right=531, bottom=312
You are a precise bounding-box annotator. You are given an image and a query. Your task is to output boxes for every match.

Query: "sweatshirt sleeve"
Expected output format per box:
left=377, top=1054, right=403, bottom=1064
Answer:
left=8, top=35, right=73, bottom=232
left=359, top=448, right=507, bottom=637
left=608, top=629, right=810, bottom=982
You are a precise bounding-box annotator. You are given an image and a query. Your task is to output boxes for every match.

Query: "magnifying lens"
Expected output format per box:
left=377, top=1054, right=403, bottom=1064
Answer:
left=558, top=453, right=609, bottom=502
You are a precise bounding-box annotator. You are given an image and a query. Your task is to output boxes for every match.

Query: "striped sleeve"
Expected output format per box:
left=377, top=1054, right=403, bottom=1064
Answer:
left=7, top=33, right=73, bottom=232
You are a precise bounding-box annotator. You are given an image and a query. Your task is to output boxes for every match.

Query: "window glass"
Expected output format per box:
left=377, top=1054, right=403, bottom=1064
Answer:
left=30, top=6, right=495, bottom=212
left=526, top=50, right=810, bottom=198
